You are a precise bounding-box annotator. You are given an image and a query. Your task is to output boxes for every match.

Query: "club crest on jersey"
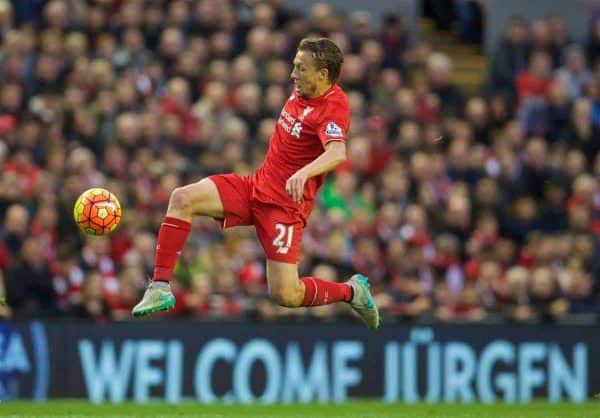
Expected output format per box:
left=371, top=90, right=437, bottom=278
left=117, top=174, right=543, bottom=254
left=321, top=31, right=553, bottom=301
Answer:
left=325, top=121, right=343, bottom=137
left=298, top=106, right=314, bottom=121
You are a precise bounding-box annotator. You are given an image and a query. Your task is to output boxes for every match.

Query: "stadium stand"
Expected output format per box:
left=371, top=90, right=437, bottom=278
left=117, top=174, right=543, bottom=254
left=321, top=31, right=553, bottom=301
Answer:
left=1, top=0, right=599, bottom=325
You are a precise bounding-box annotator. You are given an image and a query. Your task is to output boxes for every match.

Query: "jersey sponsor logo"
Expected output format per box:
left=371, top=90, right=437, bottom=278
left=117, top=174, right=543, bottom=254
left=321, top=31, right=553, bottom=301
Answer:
left=277, top=108, right=298, bottom=137
left=291, top=122, right=303, bottom=138
left=277, top=106, right=314, bottom=139
left=325, top=122, right=343, bottom=137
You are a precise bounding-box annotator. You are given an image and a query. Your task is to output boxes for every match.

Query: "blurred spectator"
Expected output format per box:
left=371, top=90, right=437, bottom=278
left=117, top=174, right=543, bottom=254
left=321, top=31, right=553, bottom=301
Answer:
left=427, top=52, right=463, bottom=115
left=69, top=272, right=112, bottom=323
left=562, top=98, right=600, bottom=165
left=380, top=13, right=407, bottom=68
left=528, top=267, right=569, bottom=321
left=161, top=77, right=200, bottom=143
left=564, top=267, right=598, bottom=314
left=505, top=266, right=532, bottom=322
left=548, top=16, right=570, bottom=62
left=541, top=78, right=571, bottom=140
left=516, top=50, right=553, bottom=107
left=1, top=203, right=29, bottom=258
left=489, top=16, right=529, bottom=100
left=6, top=236, right=58, bottom=318
left=555, top=44, right=593, bottom=99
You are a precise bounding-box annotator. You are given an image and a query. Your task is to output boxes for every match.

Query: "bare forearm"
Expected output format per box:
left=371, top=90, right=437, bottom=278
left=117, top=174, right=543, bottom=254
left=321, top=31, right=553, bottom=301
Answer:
left=299, top=142, right=346, bottom=177
left=286, top=141, right=346, bottom=204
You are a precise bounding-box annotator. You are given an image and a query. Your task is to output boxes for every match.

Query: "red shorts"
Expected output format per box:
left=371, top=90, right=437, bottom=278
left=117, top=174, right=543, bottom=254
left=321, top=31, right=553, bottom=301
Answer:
left=209, top=174, right=304, bottom=263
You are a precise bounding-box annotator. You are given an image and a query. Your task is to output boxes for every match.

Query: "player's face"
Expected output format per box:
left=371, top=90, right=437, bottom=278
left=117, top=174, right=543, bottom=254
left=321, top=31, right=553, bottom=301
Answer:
left=291, top=50, right=329, bottom=99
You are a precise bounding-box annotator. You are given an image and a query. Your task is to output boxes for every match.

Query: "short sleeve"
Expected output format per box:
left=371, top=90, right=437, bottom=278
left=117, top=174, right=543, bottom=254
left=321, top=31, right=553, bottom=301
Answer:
left=316, top=100, right=350, bottom=146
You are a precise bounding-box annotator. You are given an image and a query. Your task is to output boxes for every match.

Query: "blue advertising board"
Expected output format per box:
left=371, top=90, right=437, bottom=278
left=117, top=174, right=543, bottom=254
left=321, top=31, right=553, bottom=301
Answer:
left=0, top=321, right=596, bottom=404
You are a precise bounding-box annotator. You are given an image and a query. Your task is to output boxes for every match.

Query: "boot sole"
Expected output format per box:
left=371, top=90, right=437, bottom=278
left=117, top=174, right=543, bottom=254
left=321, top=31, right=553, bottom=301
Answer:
left=132, top=297, right=175, bottom=317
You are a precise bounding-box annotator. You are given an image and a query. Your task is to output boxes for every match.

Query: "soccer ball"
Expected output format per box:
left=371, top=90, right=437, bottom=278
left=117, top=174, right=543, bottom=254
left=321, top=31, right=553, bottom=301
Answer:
left=73, top=188, right=122, bottom=235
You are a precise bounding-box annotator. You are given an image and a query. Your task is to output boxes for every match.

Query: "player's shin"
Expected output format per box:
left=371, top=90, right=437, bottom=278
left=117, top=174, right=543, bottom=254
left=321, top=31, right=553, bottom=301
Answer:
left=152, top=216, right=192, bottom=282
left=300, top=276, right=353, bottom=306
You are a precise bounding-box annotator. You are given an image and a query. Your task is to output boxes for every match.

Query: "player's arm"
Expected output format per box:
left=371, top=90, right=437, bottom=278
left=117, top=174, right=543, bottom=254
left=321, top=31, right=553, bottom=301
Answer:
left=286, top=140, right=346, bottom=204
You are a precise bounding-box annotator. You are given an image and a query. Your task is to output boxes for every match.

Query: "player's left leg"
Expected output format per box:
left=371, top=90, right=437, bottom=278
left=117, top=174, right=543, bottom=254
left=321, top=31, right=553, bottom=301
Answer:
left=254, top=205, right=379, bottom=329
left=265, top=259, right=351, bottom=307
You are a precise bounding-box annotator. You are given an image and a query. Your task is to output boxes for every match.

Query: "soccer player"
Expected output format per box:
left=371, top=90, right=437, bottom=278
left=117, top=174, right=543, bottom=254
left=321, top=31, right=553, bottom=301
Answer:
left=132, top=38, right=380, bottom=329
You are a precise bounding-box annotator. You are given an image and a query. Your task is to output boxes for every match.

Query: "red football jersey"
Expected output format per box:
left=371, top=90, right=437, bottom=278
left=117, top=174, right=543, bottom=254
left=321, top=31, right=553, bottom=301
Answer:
left=252, top=84, right=350, bottom=222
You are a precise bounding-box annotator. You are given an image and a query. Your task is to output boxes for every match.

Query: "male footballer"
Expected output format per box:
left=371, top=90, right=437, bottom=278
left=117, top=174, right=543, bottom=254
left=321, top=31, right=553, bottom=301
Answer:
left=132, top=38, right=380, bottom=329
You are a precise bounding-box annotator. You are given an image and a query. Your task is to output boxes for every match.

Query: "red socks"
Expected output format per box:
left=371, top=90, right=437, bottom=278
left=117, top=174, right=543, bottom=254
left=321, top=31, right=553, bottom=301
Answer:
left=152, top=216, right=191, bottom=282
left=300, top=277, right=353, bottom=306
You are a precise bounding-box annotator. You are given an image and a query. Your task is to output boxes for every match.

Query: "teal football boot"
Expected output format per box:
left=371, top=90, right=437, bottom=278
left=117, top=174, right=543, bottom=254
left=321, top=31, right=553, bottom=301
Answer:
left=347, top=274, right=380, bottom=330
left=132, top=281, right=175, bottom=317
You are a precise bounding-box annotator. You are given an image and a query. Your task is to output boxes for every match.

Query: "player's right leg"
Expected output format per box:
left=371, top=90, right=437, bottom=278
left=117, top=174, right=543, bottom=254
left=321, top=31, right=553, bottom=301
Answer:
left=132, top=178, right=225, bottom=317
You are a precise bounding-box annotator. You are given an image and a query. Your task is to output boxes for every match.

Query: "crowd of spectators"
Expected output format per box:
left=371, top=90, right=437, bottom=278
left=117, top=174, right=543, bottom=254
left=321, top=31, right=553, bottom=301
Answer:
left=0, top=0, right=599, bottom=324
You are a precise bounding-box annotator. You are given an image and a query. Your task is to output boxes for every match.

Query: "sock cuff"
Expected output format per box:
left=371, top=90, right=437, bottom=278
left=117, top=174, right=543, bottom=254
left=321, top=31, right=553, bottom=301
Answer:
left=163, top=216, right=192, bottom=231
left=300, top=277, right=318, bottom=306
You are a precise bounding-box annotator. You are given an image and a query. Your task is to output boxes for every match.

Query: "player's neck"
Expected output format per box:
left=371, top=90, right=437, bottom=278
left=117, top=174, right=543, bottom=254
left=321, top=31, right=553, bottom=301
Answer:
left=305, top=83, right=334, bottom=100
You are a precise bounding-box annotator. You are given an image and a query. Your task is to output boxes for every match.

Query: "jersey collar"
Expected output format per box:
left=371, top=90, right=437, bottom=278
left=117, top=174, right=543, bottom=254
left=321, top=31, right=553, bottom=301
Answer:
left=296, top=84, right=337, bottom=103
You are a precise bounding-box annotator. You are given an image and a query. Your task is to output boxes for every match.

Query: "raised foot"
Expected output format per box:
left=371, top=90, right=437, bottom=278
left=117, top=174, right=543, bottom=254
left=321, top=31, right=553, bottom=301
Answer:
left=347, top=274, right=381, bottom=330
left=131, top=281, right=176, bottom=317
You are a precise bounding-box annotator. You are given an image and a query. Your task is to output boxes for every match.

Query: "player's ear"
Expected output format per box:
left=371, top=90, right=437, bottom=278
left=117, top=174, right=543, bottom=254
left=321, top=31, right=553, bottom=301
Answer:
left=319, top=67, right=329, bottom=82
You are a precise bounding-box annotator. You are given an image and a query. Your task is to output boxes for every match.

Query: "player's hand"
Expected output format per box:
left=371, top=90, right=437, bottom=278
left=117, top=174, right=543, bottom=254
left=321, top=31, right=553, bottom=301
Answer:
left=286, top=170, right=308, bottom=204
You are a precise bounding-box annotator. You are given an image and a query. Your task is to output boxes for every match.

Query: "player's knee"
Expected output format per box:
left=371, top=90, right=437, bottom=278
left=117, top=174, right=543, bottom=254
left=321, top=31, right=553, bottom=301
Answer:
left=269, top=285, right=303, bottom=308
left=168, top=187, right=190, bottom=213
